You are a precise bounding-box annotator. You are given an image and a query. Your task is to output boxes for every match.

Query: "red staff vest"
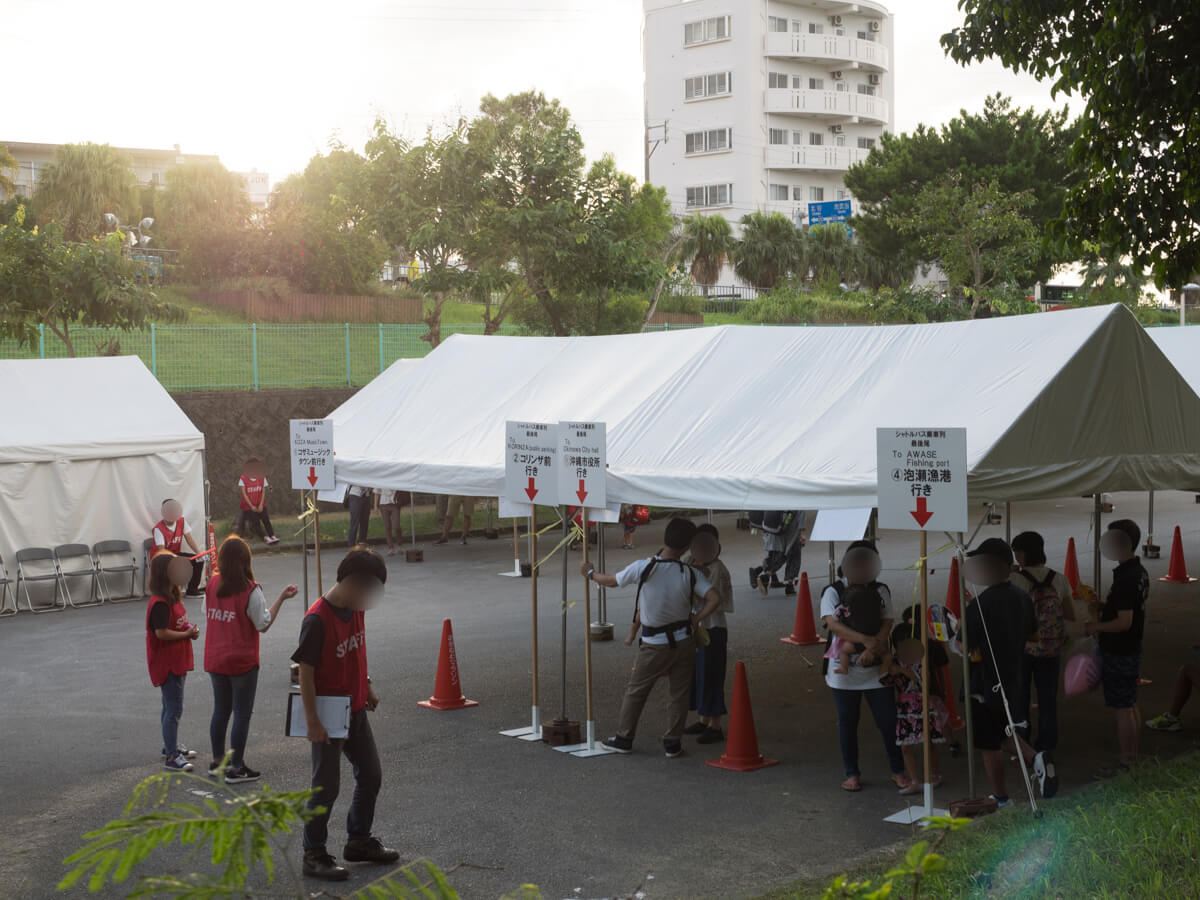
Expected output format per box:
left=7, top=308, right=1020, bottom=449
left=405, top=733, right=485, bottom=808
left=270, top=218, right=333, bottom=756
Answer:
left=153, top=518, right=186, bottom=554
left=145, top=594, right=194, bottom=686
left=308, top=596, right=368, bottom=712
left=240, top=476, right=266, bottom=511
left=203, top=575, right=261, bottom=676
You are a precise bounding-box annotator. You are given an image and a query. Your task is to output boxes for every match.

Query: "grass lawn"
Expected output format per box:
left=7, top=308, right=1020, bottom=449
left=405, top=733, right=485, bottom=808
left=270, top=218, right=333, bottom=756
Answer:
left=768, top=753, right=1200, bottom=899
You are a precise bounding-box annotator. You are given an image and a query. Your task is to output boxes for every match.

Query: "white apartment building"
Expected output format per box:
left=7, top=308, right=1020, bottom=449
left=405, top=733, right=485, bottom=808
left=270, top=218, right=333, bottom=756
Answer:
left=643, top=0, right=894, bottom=228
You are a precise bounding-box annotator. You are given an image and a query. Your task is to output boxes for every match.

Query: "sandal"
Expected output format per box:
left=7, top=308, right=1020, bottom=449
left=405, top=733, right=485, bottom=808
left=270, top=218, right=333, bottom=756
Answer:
left=841, top=775, right=862, bottom=792
left=891, top=773, right=914, bottom=790
left=898, top=781, right=923, bottom=796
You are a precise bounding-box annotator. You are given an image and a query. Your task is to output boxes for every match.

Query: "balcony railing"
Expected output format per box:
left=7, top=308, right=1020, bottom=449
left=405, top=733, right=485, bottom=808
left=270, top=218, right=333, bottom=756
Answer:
left=765, top=88, right=889, bottom=124
left=765, top=32, right=890, bottom=71
left=765, top=145, right=871, bottom=171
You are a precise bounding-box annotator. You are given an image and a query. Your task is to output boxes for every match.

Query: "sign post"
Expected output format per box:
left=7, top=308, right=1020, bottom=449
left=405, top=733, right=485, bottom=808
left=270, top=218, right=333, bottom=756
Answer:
left=876, top=427, right=967, bottom=824
left=291, top=419, right=335, bottom=604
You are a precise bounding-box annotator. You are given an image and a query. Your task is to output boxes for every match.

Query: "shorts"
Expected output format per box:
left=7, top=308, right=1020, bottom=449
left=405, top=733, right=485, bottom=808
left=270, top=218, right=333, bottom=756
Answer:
left=969, top=698, right=1010, bottom=752
left=1100, top=650, right=1141, bottom=709
left=445, top=496, right=476, bottom=519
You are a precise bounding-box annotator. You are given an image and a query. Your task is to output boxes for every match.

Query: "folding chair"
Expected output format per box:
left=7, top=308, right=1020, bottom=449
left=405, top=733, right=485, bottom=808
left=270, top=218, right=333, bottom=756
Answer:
left=142, top=538, right=157, bottom=596
left=15, top=548, right=66, bottom=613
left=92, top=540, right=141, bottom=603
left=0, top=554, right=15, bottom=617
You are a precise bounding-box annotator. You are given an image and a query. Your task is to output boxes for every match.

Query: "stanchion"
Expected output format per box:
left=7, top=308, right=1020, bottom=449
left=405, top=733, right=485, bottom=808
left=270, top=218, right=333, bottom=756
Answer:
left=544, top=509, right=581, bottom=745
left=501, top=513, right=543, bottom=740
left=590, top=522, right=614, bottom=641
left=564, top=509, right=616, bottom=757
left=499, top=518, right=522, bottom=576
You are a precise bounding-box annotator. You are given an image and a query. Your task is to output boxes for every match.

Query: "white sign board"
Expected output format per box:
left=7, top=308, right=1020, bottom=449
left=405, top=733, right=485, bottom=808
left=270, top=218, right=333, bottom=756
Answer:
left=505, top=421, right=559, bottom=506
left=876, top=427, right=967, bottom=532
left=290, top=418, right=335, bottom=491
left=809, top=508, right=874, bottom=543
left=558, top=421, right=606, bottom=509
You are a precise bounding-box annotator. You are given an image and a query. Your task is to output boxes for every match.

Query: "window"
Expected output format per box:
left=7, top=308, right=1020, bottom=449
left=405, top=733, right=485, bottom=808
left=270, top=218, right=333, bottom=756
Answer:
left=810, top=186, right=825, bottom=202
left=836, top=189, right=849, bottom=201
left=769, top=184, right=790, bottom=201
left=792, top=130, right=804, bottom=144
left=809, top=77, right=825, bottom=90
left=768, top=128, right=788, bottom=145
left=768, top=15, right=788, bottom=32
left=792, top=75, right=802, bottom=89
left=857, top=83, right=877, bottom=95
left=835, top=133, right=846, bottom=146
left=793, top=185, right=805, bottom=200
left=808, top=22, right=824, bottom=34
left=835, top=80, right=849, bottom=92
left=684, top=71, right=731, bottom=100
left=809, top=132, right=824, bottom=146
left=684, top=16, right=730, bottom=45
left=857, top=136, right=876, bottom=149
left=685, top=128, right=732, bottom=154
left=686, top=183, right=732, bottom=208
left=768, top=72, right=789, bottom=89
left=857, top=30, right=875, bottom=42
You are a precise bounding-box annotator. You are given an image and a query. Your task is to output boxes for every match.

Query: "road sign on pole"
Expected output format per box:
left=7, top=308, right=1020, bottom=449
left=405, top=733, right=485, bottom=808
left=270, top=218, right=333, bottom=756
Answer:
left=875, top=427, right=967, bottom=532
left=505, top=421, right=559, bottom=506
left=290, top=418, right=335, bottom=491
left=558, top=421, right=606, bottom=509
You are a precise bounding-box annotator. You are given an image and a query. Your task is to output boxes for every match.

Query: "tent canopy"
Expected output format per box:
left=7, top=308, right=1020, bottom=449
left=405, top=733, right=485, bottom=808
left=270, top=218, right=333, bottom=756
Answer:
left=1148, top=327, right=1200, bottom=394
left=327, top=304, right=1200, bottom=510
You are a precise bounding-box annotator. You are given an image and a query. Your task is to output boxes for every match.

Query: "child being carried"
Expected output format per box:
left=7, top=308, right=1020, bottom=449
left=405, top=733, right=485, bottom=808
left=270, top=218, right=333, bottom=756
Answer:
left=825, top=584, right=885, bottom=674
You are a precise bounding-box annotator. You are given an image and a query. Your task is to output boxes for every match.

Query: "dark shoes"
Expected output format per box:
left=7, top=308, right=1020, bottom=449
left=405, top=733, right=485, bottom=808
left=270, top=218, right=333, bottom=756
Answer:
left=663, top=739, right=684, bottom=758
left=303, top=850, right=349, bottom=881
left=683, top=722, right=707, bottom=735
left=697, top=727, right=724, bottom=745
left=602, top=735, right=633, bottom=753
left=343, top=836, right=401, bottom=864
left=224, top=764, right=261, bottom=784
left=749, top=566, right=762, bottom=589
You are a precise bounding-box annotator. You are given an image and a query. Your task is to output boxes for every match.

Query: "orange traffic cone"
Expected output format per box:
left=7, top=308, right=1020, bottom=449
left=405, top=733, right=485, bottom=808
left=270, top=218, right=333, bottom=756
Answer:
left=941, top=660, right=965, bottom=731
left=780, top=572, right=822, bottom=645
left=707, top=662, right=779, bottom=772
left=944, top=557, right=962, bottom=620
left=1160, top=526, right=1198, bottom=584
left=418, top=619, right=479, bottom=710
left=1063, top=537, right=1081, bottom=598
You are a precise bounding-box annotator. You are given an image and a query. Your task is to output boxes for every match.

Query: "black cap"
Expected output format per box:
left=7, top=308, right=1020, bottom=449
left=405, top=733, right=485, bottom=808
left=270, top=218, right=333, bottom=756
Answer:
left=967, top=537, right=1013, bottom=563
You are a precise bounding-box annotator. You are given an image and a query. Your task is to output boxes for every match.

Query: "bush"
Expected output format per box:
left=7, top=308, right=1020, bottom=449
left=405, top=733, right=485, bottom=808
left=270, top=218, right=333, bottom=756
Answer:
left=656, top=292, right=703, bottom=315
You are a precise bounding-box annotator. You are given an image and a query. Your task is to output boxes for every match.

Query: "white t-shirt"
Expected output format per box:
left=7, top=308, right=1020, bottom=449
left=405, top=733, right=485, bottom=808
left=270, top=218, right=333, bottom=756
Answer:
left=153, top=518, right=193, bottom=547
left=203, top=585, right=272, bottom=631
left=820, top=580, right=893, bottom=690
left=615, top=556, right=713, bottom=646
left=348, top=485, right=370, bottom=498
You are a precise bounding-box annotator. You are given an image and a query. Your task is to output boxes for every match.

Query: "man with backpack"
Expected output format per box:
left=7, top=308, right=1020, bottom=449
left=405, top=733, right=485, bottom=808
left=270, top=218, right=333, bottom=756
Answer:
left=1011, top=532, right=1077, bottom=755
left=583, top=518, right=723, bottom=758
left=748, top=510, right=806, bottom=595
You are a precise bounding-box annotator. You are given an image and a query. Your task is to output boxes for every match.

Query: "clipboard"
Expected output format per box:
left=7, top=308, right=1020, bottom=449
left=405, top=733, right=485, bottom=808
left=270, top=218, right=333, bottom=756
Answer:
left=286, top=694, right=352, bottom=739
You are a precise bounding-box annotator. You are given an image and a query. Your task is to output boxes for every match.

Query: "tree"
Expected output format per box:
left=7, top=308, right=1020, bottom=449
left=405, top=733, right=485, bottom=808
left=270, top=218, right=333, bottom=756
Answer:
left=802, top=224, right=859, bottom=285
left=893, top=175, right=1039, bottom=317
left=0, top=144, right=17, bottom=198
left=158, top=160, right=254, bottom=282
left=677, top=213, right=735, bottom=294
left=735, top=211, right=802, bottom=289
left=33, top=142, right=140, bottom=241
left=0, top=205, right=172, bottom=356
left=941, top=2, right=1200, bottom=288
left=844, top=94, right=1079, bottom=284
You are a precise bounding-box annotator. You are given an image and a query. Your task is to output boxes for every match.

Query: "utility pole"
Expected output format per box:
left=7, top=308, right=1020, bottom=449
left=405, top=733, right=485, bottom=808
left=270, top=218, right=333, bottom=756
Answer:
left=644, top=118, right=668, bottom=185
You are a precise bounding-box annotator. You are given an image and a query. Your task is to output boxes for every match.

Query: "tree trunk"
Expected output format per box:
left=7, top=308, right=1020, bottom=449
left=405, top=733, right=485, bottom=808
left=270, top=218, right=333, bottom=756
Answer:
left=422, top=292, right=446, bottom=348
left=641, top=234, right=685, bottom=332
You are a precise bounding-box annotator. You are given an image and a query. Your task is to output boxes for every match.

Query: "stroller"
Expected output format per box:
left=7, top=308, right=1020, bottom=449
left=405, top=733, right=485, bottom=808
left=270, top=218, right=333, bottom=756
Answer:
left=748, top=510, right=805, bottom=595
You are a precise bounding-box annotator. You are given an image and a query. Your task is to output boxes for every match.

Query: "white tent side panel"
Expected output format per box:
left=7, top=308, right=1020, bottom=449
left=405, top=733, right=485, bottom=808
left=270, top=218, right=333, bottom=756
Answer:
left=0, top=357, right=206, bottom=580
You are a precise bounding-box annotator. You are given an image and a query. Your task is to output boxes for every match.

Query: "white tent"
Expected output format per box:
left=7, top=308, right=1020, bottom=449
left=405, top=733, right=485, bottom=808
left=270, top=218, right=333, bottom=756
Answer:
left=1148, top=327, right=1200, bottom=392
left=326, top=304, right=1200, bottom=510
left=0, top=357, right=206, bottom=586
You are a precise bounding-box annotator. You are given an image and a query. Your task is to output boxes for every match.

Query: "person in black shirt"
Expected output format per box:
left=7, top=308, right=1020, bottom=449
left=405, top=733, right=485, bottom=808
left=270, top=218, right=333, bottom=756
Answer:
left=961, top=538, right=1058, bottom=804
left=1086, top=519, right=1150, bottom=778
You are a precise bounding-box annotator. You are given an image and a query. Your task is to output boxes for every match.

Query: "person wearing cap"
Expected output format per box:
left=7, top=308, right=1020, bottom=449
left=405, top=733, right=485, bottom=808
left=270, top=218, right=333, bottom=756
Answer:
left=291, top=548, right=400, bottom=881
left=1085, top=519, right=1150, bottom=778
left=961, top=538, right=1057, bottom=806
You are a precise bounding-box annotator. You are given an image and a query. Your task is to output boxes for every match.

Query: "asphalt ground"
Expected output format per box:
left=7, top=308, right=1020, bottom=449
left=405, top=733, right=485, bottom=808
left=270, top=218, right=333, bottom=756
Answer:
left=3, top=492, right=1200, bottom=900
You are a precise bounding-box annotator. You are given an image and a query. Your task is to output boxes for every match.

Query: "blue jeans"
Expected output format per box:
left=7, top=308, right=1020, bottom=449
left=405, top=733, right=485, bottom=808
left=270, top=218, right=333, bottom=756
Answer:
left=304, top=710, right=383, bottom=852
left=347, top=494, right=370, bottom=546
left=209, top=667, right=260, bottom=766
left=831, top=686, right=904, bottom=778
left=160, top=672, right=186, bottom=756
left=1018, top=654, right=1060, bottom=752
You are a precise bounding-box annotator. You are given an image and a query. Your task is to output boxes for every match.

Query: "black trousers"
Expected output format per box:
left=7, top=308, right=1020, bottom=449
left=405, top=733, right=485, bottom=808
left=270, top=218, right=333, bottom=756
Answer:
left=303, top=710, right=382, bottom=852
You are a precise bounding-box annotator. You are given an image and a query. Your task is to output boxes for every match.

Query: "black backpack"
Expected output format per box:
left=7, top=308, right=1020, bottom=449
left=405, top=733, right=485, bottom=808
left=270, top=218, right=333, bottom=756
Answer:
left=821, top=580, right=888, bottom=674
left=633, top=557, right=697, bottom=649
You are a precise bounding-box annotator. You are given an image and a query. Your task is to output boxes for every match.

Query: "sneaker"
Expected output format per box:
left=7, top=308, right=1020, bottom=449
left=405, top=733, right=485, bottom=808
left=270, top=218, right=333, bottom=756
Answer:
left=164, top=753, right=194, bottom=772
left=460, top=536, right=468, bottom=545
left=163, top=746, right=198, bottom=760
left=433, top=536, right=449, bottom=545
left=343, top=836, right=401, bottom=864
left=749, top=566, right=763, bottom=589
left=663, top=739, right=684, bottom=758
left=601, top=735, right=633, bottom=754
left=265, top=536, right=279, bottom=545
left=683, top=722, right=707, bottom=736
left=303, top=850, right=349, bottom=881
left=697, top=727, right=724, bottom=745
left=224, top=764, right=261, bottom=784
left=988, top=794, right=1012, bottom=809
left=757, top=574, right=770, bottom=596
left=1147, top=712, right=1182, bottom=732
left=784, top=581, right=796, bottom=596
left=1033, top=751, right=1059, bottom=799
left=207, top=761, right=221, bottom=778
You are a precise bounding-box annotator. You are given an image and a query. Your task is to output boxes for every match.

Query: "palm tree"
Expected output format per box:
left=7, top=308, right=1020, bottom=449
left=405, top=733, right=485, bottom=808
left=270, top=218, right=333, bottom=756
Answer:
left=678, top=213, right=735, bottom=295
left=803, top=223, right=860, bottom=285
left=34, top=142, right=140, bottom=241
left=735, top=211, right=802, bottom=289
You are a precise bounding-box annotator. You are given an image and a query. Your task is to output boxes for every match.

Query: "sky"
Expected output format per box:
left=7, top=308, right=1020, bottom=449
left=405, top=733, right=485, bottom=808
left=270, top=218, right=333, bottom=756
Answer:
left=4, top=0, right=1071, bottom=186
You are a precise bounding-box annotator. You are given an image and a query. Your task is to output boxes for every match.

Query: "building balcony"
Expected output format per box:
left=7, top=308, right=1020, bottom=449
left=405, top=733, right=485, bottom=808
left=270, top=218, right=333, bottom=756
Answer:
left=765, top=32, right=889, bottom=72
left=765, top=88, right=889, bottom=124
left=764, top=145, right=871, bottom=171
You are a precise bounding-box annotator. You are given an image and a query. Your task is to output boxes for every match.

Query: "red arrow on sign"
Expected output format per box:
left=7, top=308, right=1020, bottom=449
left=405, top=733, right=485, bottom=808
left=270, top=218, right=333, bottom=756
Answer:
left=576, top=479, right=588, bottom=504
left=307, top=466, right=319, bottom=487
left=910, top=496, right=933, bottom=528
left=525, top=477, right=539, bottom=502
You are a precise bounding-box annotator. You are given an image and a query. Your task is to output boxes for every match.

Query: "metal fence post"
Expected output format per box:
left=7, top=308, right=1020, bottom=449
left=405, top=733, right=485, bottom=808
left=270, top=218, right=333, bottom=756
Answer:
left=345, top=323, right=352, bottom=386
left=251, top=323, right=259, bottom=392
left=378, top=323, right=384, bottom=375
left=150, top=323, right=157, bottom=376
left=38, top=323, right=45, bottom=358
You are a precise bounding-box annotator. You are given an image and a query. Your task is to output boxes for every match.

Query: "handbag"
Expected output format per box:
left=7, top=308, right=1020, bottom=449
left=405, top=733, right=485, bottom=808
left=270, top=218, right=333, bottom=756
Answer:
left=948, top=796, right=999, bottom=818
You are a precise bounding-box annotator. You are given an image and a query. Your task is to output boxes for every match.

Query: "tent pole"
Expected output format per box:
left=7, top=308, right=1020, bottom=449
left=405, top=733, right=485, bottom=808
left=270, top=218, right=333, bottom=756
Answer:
left=1093, top=494, right=1102, bottom=592
left=828, top=541, right=836, bottom=584
left=920, top=529, right=932, bottom=814
left=530, top=515, right=540, bottom=734
left=410, top=498, right=416, bottom=549
left=582, top=509, right=595, bottom=747
left=958, top=532, right=975, bottom=798
left=1004, top=502, right=1012, bottom=544
left=1147, top=490, right=1155, bottom=554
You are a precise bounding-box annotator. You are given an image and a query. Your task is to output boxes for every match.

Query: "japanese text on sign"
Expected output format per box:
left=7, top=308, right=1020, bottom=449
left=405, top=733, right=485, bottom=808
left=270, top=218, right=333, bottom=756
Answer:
left=505, top=421, right=560, bottom=505
left=875, top=427, right=967, bottom=532
left=290, top=418, right=335, bottom=491
left=558, top=421, right=607, bottom=508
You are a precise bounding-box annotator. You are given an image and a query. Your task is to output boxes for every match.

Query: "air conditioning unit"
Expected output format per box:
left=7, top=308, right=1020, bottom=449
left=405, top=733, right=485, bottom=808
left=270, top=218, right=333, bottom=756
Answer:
left=829, top=14, right=843, bottom=26
left=868, top=73, right=881, bottom=85
left=830, top=70, right=844, bottom=80
left=829, top=124, right=845, bottom=134
left=869, top=20, right=881, bottom=32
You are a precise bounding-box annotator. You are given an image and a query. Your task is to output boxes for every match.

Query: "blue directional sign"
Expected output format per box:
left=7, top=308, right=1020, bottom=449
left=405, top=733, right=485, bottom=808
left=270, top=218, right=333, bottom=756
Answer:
left=807, top=199, right=852, bottom=225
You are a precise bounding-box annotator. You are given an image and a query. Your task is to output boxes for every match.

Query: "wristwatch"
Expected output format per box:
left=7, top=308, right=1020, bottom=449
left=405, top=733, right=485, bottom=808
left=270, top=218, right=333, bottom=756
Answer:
left=586, top=567, right=596, bottom=580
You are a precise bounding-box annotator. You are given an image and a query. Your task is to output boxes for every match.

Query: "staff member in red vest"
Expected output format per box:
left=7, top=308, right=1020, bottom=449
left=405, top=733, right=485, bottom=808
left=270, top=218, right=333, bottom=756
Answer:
left=235, top=458, right=279, bottom=545
left=291, top=548, right=399, bottom=882
left=204, top=536, right=297, bottom=784
left=153, top=499, right=206, bottom=598
left=146, top=552, right=200, bottom=771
